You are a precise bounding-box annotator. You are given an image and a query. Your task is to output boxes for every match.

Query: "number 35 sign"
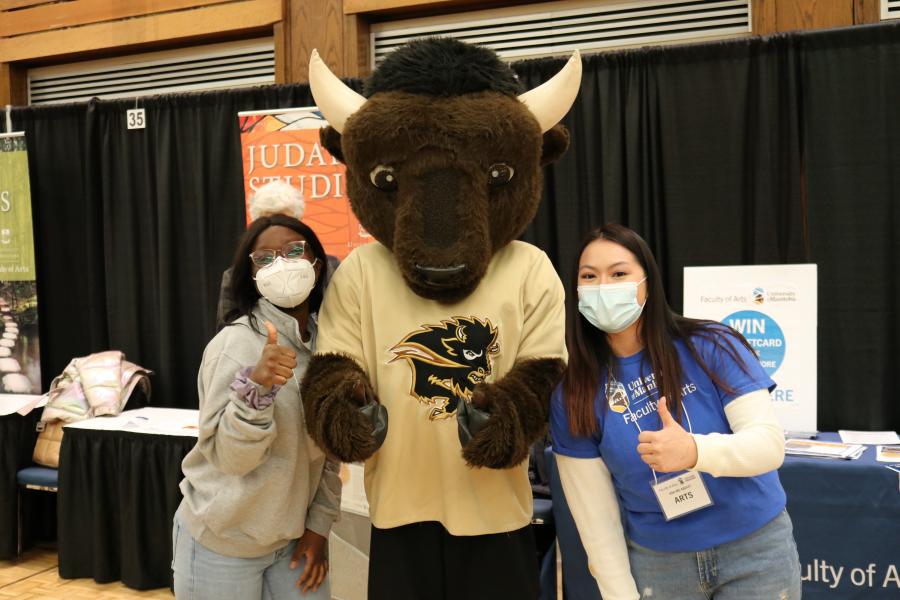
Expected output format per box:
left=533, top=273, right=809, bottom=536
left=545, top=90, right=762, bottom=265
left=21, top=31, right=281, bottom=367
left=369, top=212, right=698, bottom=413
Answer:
left=127, top=108, right=146, bottom=130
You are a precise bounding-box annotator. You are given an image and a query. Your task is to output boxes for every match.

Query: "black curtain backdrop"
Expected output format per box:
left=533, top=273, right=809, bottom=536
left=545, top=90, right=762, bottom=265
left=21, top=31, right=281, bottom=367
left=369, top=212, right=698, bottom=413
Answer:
left=9, top=23, right=899, bottom=431
left=515, top=35, right=805, bottom=308
left=799, top=24, right=900, bottom=432
left=12, top=83, right=361, bottom=413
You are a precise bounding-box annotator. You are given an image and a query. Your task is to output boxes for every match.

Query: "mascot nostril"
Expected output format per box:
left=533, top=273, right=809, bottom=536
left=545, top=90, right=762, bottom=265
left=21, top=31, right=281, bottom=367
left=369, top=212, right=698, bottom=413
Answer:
left=300, top=37, right=581, bottom=599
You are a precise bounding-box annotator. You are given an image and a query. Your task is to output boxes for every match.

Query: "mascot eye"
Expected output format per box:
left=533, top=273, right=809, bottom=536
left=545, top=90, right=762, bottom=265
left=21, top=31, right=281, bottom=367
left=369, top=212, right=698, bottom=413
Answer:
left=370, top=165, right=398, bottom=191
left=488, top=163, right=514, bottom=187
left=463, top=349, right=483, bottom=360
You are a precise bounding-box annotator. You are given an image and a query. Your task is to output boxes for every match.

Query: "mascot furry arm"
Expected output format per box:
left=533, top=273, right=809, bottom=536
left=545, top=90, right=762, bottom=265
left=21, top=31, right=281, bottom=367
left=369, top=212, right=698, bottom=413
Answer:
left=301, top=40, right=581, bottom=469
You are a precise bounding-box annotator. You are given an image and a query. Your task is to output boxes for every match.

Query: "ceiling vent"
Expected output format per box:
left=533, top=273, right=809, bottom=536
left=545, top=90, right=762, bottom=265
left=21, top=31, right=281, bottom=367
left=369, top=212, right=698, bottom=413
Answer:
left=371, top=0, right=751, bottom=66
left=28, top=38, right=274, bottom=105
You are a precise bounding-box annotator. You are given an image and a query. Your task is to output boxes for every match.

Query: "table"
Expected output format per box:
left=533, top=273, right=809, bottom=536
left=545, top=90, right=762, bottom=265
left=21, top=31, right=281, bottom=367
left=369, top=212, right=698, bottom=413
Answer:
left=551, top=433, right=900, bottom=599
left=780, top=432, right=900, bottom=599
left=57, top=407, right=198, bottom=590
left=0, top=409, right=40, bottom=559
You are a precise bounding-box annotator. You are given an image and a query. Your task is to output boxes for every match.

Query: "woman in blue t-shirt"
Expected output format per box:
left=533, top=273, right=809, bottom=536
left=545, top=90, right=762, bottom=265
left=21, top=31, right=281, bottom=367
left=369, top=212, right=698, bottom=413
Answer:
left=550, top=224, right=801, bottom=599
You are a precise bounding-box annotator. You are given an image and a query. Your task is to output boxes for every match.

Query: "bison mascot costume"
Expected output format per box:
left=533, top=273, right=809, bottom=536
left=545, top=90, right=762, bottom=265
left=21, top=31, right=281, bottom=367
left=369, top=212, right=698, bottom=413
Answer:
left=301, top=38, right=581, bottom=599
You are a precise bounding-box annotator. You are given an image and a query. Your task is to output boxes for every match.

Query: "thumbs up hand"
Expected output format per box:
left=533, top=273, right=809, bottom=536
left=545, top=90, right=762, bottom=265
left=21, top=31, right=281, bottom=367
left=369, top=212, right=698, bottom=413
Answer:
left=636, top=397, right=698, bottom=473
left=250, top=321, right=298, bottom=389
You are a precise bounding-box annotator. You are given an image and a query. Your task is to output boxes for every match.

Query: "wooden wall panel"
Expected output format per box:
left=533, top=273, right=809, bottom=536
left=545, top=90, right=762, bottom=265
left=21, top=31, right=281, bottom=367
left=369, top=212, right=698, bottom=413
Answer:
left=343, top=0, right=540, bottom=15
left=853, top=0, right=881, bottom=23
left=776, top=0, right=855, bottom=32
left=0, top=0, right=52, bottom=10
left=274, top=21, right=289, bottom=84
left=290, top=0, right=345, bottom=81
left=752, top=0, right=778, bottom=35
left=343, top=13, right=371, bottom=78
left=0, top=62, right=26, bottom=106
left=344, top=0, right=455, bottom=12
left=0, top=0, right=235, bottom=38
left=0, top=0, right=281, bottom=63
left=753, top=0, right=876, bottom=34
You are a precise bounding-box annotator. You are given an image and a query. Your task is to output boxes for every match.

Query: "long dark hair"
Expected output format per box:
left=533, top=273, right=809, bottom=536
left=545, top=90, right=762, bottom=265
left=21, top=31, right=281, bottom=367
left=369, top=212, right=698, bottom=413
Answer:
left=223, top=215, right=328, bottom=327
left=563, top=224, right=755, bottom=437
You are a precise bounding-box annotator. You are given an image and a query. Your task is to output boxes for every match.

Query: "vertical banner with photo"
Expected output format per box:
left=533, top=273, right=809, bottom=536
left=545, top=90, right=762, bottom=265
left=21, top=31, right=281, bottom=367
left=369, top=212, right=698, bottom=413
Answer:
left=238, top=107, right=371, bottom=259
left=0, top=132, right=41, bottom=401
left=683, top=265, right=818, bottom=432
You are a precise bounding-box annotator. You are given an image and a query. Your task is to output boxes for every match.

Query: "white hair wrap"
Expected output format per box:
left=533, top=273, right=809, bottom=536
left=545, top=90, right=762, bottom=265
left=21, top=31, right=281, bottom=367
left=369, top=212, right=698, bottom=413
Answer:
left=249, top=180, right=305, bottom=221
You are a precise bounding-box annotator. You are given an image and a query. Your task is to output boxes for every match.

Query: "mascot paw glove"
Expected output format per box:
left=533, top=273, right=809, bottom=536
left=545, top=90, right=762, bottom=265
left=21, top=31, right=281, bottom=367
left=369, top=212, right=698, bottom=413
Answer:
left=459, top=383, right=528, bottom=470
left=303, top=355, right=388, bottom=463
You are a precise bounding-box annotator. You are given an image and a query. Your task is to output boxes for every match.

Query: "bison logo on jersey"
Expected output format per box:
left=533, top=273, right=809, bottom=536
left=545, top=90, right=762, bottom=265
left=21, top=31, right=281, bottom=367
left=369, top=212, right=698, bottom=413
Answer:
left=390, top=317, right=500, bottom=420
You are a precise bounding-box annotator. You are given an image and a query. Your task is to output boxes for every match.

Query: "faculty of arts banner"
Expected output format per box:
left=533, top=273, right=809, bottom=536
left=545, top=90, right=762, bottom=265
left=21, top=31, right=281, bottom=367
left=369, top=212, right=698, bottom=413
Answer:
left=683, top=264, right=817, bottom=432
left=0, top=133, right=41, bottom=400
left=238, top=107, right=371, bottom=260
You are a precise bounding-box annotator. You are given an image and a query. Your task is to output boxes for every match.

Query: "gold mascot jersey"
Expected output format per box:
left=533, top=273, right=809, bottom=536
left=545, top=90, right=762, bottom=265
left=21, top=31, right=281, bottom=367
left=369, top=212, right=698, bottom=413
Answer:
left=317, top=241, right=566, bottom=536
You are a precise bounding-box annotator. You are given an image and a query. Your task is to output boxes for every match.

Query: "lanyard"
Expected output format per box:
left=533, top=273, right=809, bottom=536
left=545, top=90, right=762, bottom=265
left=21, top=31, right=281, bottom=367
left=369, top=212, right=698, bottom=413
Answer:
left=606, top=366, right=694, bottom=486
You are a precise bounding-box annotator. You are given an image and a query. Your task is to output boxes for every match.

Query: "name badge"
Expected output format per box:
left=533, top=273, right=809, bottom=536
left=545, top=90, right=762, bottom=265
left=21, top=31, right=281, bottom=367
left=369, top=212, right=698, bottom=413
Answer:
left=651, top=471, right=713, bottom=521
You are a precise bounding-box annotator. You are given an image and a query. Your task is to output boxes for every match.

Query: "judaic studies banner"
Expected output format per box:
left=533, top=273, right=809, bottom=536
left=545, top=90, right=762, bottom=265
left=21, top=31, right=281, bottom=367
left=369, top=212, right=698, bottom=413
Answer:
left=0, top=133, right=41, bottom=400
left=238, top=107, right=371, bottom=260
left=683, top=265, right=817, bottom=432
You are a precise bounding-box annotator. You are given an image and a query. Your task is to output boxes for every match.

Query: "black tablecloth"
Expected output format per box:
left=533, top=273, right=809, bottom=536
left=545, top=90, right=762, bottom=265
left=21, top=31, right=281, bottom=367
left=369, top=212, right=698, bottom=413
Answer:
left=58, top=427, right=195, bottom=589
left=0, top=411, right=40, bottom=560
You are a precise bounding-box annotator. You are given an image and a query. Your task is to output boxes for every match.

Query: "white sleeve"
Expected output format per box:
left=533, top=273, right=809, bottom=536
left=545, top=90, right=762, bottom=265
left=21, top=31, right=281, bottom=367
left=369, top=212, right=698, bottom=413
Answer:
left=691, top=388, right=785, bottom=477
left=555, top=453, right=640, bottom=600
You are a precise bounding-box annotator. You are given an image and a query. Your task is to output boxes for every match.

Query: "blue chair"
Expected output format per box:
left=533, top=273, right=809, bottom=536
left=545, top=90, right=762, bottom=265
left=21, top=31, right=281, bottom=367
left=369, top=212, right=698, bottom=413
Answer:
left=16, top=466, right=58, bottom=555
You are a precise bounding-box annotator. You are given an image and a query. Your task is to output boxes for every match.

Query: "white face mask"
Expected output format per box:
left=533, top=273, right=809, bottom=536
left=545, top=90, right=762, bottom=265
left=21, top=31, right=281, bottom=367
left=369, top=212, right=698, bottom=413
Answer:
left=577, top=277, right=647, bottom=333
left=253, top=256, right=317, bottom=308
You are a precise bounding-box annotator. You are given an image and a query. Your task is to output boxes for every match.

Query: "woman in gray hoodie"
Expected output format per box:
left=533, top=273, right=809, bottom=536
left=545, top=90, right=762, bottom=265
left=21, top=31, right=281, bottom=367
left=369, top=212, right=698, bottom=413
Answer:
left=173, top=215, right=341, bottom=599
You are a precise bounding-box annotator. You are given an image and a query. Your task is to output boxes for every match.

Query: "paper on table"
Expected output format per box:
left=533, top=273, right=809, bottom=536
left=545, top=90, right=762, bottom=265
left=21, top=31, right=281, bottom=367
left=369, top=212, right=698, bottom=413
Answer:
left=18, top=394, right=48, bottom=415
left=65, top=407, right=199, bottom=437
left=785, top=439, right=865, bottom=460
left=838, top=430, right=900, bottom=445
left=0, top=393, right=46, bottom=416
left=876, top=445, right=900, bottom=463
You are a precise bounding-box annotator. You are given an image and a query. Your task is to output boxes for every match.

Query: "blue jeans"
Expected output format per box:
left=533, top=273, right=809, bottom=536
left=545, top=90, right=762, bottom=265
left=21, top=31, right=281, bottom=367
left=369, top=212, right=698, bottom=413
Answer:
left=628, top=510, right=801, bottom=599
left=172, top=515, right=331, bottom=600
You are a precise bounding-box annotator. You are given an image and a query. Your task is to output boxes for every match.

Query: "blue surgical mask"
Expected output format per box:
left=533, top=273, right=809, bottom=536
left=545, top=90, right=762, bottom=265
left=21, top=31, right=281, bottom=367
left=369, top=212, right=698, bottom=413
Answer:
left=577, top=278, right=647, bottom=333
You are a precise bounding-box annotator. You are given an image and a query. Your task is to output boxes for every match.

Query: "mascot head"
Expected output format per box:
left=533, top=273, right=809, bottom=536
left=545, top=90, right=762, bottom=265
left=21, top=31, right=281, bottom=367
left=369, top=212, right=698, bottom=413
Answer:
left=309, top=38, right=581, bottom=303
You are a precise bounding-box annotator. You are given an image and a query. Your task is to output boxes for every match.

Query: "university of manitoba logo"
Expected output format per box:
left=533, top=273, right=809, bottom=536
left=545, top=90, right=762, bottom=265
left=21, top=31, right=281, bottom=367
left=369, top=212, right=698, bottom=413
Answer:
left=390, top=317, right=500, bottom=420
left=605, top=378, right=629, bottom=414
left=752, top=287, right=766, bottom=305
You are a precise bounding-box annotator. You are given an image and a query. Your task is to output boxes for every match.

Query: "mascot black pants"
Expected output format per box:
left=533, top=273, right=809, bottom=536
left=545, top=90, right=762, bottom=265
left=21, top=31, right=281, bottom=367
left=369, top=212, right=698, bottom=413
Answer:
left=368, top=521, right=540, bottom=600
